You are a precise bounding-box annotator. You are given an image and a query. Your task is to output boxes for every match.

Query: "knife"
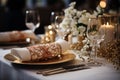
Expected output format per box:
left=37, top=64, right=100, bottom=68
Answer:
left=41, top=66, right=89, bottom=76
left=37, top=64, right=85, bottom=74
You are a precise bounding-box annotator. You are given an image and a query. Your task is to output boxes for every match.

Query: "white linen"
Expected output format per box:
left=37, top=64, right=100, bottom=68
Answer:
left=55, top=39, right=70, bottom=53
left=0, top=49, right=120, bottom=80
left=11, top=48, right=31, bottom=61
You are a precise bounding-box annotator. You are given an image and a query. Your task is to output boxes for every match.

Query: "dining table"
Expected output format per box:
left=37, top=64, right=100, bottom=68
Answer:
left=0, top=45, right=120, bottom=80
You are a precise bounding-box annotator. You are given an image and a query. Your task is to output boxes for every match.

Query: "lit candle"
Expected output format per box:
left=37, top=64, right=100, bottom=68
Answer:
left=103, top=22, right=115, bottom=42
left=100, top=22, right=115, bottom=47
left=49, top=30, right=55, bottom=42
left=100, top=22, right=115, bottom=43
left=45, top=36, right=50, bottom=43
left=45, top=32, right=49, bottom=37
left=68, top=34, right=72, bottom=45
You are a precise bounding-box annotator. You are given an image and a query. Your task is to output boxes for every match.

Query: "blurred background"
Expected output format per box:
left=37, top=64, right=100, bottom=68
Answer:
left=0, top=0, right=119, bottom=34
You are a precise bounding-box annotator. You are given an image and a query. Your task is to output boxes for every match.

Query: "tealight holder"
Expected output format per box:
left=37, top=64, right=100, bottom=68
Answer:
left=44, top=25, right=56, bottom=43
left=99, top=14, right=120, bottom=44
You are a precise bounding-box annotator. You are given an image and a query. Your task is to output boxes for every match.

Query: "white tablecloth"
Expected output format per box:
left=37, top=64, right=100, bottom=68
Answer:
left=0, top=49, right=120, bottom=80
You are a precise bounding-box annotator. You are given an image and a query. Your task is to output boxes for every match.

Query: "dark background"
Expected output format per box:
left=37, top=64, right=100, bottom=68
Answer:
left=0, top=0, right=119, bottom=34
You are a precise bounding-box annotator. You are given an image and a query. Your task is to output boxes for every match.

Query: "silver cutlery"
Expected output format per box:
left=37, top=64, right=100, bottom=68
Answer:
left=42, top=66, right=89, bottom=76
left=37, top=64, right=90, bottom=76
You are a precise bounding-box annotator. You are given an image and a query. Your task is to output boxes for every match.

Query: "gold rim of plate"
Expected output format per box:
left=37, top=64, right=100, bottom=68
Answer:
left=4, top=53, right=76, bottom=65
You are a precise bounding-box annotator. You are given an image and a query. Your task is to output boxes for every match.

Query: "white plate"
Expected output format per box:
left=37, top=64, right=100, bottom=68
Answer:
left=4, top=53, right=76, bottom=65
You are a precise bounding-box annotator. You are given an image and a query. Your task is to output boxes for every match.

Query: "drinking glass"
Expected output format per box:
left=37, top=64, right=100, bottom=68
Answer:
left=25, top=10, right=40, bottom=32
left=54, top=12, right=64, bottom=39
left=50, top=11, right=64, bottom=25
left=87, top=18, right=105, bottom=63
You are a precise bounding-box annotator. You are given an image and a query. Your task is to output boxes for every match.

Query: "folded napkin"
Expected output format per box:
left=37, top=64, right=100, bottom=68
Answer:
left=11, top=39, right=70, bottom=61
left=0, top=30, right=37, bottom=42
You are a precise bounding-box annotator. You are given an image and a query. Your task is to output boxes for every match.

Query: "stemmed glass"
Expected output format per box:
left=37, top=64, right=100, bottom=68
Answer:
left=87, top=18, right=105, bottom=64
left=54, top=12, right=64, bottom=39
left=55, top=15, right=64, bottom=28
left=25, top=10, right=40, bottom=33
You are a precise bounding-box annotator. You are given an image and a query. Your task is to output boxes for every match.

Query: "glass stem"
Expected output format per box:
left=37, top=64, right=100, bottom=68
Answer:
left=92, top=40, right=97, bottom=60
left=95, top=44, right=97, bottom=60
left=32, top=28, right=36, bottom=33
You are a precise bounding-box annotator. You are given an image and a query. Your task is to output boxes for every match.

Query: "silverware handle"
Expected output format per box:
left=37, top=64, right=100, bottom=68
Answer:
left=42, top=68, right=63, bottom=73
left=37, top=68, right=63, bottom=74
left=41, top=66, right=90, bottom=76
left=42, top=69, right=66, bottom=76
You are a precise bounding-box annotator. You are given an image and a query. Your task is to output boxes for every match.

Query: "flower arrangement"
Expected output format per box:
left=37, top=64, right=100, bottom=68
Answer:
left=60, top=2, right=102, bottom=35
left=59, top=2, right=120, bottom=69
left=60, top=2, right=103, bottom=54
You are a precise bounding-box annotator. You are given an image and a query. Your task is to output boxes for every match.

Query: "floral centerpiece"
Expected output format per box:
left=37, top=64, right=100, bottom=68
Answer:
left=59, top=2, right=103, bottom=54
left=60, top=2, right=102, bottom=36
left=59, top=2, right=120, bottom=69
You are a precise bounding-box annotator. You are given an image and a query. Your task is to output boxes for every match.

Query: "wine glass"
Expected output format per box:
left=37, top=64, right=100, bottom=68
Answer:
left=50, top=11, right=64, bottom=24
left=55, top=15, right=64, bottom=29
left=25, top=10, right=40, bottom=32
left=54, top=12, right=64, bottom=39
left=87, top=18, right=105, bottom=64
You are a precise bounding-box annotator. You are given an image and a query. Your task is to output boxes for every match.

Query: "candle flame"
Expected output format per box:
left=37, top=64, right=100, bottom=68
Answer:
left=107, top=22, right=109, bottom=25
left=106, top=22, right=114, bottom=28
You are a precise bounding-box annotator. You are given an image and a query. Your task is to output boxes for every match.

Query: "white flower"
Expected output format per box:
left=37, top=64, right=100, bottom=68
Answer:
left=82, top=39, right=87, bottom=44
left=82, top=10, right=87, bottom=13
left=76, top=11, right=82, bottom=17
left=59, top=2, right=103, bottom=53
left=93, top=11, right=98, bottom=16
left=78, top=26, right=86, bottom=35
left=96, top=5, right=102, bottom=13
left=69, top=2, right=76, bottom=7
left=60, top=1, right=103, bottom=35
left=78, top=16, right=87, bottom=25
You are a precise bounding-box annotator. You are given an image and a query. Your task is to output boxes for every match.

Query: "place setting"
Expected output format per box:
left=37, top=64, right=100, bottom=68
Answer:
left=3, top=39, right=90, bottom=76
left=4, top=51, right=76, bottom=66
left=0, top=0, right=120, bottom=80
left=2, top=2, right=120, bottom=77
left=0, top=10, right=41, bottom=48
left=0, top=30, right=38, bottom=49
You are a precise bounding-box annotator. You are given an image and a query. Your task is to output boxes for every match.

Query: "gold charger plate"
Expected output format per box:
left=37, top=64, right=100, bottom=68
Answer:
left=4, top=53, right=76, bottom=65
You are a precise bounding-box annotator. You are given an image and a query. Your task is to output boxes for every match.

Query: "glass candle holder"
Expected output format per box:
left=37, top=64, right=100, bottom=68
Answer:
left=44, top=25, right=56, bottom=42
left=99, top=14, right=119, bottom=43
